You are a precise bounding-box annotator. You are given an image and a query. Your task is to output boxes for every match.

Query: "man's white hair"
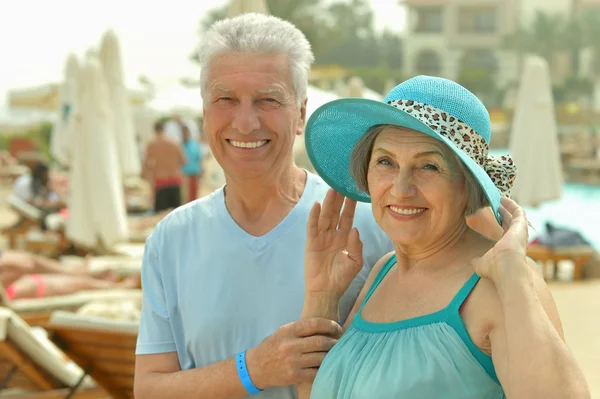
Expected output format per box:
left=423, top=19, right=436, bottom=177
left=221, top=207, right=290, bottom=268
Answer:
left=198, top=13, right=314, bottom=105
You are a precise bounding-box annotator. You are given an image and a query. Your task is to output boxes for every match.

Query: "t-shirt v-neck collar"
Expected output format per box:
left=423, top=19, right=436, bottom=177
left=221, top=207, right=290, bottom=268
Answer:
left=216, top=171, right=316, bottom=253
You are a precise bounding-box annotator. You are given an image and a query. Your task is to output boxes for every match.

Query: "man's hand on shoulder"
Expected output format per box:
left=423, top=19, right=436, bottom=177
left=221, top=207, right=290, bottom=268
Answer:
left=245, top=318, right=342, bottom=389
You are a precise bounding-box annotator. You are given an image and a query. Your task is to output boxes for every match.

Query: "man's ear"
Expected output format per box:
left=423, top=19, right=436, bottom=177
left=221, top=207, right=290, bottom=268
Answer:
left=296, top=97, right=308, bottom=136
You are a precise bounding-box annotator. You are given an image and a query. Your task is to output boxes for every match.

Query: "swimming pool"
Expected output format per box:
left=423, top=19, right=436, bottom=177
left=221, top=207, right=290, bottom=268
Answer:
left=490, top=149, right=600, bottom=250
left=522, top=183, right=600, bottom=250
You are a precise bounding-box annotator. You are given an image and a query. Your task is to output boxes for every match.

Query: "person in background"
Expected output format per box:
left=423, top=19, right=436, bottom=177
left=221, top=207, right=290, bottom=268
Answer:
left=143, top=121, right=186, bottom=213
left=0, top=250, right=140, bottom=300
left=180, top=124, right=203, bottom=203
left=12, top=162, right=63, bottom=211
left=164, top=114, right=201, bottom=144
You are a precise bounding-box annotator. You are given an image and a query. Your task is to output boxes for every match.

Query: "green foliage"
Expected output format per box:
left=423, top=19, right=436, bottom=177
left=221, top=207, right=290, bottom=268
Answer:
left=457, top=68, right=503, bottom=107
left=553, top=75, right=594, bottom=103
left=502, top=11, right=568, bottom=63
left=578, top=10, right=600, bottom=75
left=194, top=0, right=403, bottom=74
left=0, top=132, right=9, bottom=149
left=0, top=122, right=53, bottom=158
left=503, top=9, right=600, bottom=78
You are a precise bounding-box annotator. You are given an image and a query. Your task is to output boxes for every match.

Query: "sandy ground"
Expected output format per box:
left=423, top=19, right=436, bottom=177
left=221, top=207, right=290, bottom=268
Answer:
left=549, top=280, right=600, bottom=396
left=0, top=179, right=598, bottom=396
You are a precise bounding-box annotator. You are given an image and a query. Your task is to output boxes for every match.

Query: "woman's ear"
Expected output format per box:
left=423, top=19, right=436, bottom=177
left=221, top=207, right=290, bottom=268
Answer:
left=466, top=207, right=503, bottom=241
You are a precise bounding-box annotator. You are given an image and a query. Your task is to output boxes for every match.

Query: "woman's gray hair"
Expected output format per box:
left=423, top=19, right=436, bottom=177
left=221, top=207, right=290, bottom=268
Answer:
left=198, top=13, right=314, bottom=106
left=350, top=124, right=489, bottom=216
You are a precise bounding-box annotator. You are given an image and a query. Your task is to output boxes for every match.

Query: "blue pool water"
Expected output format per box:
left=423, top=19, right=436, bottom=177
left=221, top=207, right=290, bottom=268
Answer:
left=522, top=183, right=600, bottom=250
left=490, top=149, right=600, bottom=250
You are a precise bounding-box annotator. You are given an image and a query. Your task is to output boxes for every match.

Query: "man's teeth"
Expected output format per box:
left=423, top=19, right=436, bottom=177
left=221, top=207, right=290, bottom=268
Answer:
left=390, top=206, right=425, bottom=215
left=229, top=140, right=268, bottom=149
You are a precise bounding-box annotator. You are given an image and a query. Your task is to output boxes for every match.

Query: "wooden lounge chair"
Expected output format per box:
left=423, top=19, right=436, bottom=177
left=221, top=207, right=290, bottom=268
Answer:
left=0, top=307, right=106, bottom=398
left=1, top=195, right=43, bottom=250
left=0, top=164, right=28, bottom=184
left=528, top=244, right=596, bottom=280
left=0, top=195, right=71, bottom=257
left=46, top=311, right=139, bottom=399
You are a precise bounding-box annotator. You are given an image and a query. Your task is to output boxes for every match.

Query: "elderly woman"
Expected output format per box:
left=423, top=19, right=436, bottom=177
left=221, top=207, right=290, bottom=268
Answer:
left=298, top=76, right=589, bottom=398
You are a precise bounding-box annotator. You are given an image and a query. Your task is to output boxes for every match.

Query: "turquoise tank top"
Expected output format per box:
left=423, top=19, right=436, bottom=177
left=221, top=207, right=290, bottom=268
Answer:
left=310, top=255, right=506, bottom=398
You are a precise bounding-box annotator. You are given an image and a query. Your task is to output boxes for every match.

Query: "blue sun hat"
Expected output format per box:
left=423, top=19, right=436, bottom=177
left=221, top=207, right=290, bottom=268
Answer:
left=305, top=76, right=517, bottom=224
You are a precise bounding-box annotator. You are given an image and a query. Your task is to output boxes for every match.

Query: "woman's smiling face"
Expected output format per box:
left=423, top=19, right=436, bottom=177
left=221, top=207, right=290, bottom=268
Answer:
left=367, top=127, right=468, bottom=247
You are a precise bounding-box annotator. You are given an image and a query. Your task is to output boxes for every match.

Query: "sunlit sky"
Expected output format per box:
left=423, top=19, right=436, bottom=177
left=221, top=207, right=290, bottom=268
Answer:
left=0, top=0, right=406, bottom=106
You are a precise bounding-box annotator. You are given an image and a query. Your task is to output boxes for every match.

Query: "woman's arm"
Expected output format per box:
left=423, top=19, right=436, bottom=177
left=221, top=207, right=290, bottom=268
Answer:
left=472, top=197, right=590, bottom=398
left=489, top=258, right=590, bottom=399
left=297, top=247, right=393, bottom=399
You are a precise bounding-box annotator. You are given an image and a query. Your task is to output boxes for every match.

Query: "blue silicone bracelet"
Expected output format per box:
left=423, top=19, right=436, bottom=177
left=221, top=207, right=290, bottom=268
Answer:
left=236, top=350, right=262, bottom=395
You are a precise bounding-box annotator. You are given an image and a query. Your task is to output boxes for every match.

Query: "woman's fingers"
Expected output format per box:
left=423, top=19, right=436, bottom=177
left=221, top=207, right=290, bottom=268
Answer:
left=328, top=191, right=345, bottom=230
left=498, top=205, right=512, bottom=231
left=501, top=197, right=528, bottom=229
left=318, top=189, right=352, bottom=233
left=346, top=227, right=363, bottom=266
left=307, top=202, right=321, bottom=238
left=500, top=196, right=519, bottom=213
left=338, top=198, right=357, bottom=233
left=498, top=197, right=530, bottom=247
left=317, top=189, right=335, bottom=232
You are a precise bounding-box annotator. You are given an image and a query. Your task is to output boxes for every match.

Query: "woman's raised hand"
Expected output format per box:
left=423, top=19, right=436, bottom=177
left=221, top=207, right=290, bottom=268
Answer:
left=304, top=189, right=364, bottom=299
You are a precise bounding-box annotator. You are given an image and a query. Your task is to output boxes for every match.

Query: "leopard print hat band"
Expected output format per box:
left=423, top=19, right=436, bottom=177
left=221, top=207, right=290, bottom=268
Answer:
left=388, top=99, right=517, bottom=197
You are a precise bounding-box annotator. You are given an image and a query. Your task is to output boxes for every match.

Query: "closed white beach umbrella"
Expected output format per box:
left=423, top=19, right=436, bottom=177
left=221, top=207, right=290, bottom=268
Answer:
left=99, top=30, right=141, bottom=178
left=66, top=54, right=128, bottom=249
left=50, top=53, right=80, bottom=166
left=509, top=55, right=562, bottom=206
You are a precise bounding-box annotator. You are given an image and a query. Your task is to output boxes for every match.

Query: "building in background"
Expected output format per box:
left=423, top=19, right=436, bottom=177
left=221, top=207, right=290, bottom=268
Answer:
left=401, top=0, right=521, bottom=99
left=401, top=0, right=600, bottom=107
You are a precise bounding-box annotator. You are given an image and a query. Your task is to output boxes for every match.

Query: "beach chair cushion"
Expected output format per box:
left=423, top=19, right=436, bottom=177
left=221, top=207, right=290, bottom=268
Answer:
left=8, top=194, right=43, bottom=221
left=0, top=307, right=95, bottom=389
left=6, top=289, right=142, bottom=315
left=76, top=297, right=142, bottom=323
left=49, top=311, right=138, bottom=334
left=110, top=243, right=146, bottom=258
left=59, top=255, right=142, bottom=275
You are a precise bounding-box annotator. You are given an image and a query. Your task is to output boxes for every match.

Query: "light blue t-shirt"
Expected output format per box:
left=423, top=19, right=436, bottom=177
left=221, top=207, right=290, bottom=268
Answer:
left=136, top=171, right=393, bottom=399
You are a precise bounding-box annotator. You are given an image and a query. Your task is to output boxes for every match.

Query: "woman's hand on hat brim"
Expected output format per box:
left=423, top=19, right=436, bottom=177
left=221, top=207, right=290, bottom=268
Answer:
left=471, top=197, right=530, bottom=285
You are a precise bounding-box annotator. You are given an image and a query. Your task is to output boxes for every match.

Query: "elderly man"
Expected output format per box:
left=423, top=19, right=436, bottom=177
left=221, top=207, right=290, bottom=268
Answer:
left=134, top=14, right=392, bottom=399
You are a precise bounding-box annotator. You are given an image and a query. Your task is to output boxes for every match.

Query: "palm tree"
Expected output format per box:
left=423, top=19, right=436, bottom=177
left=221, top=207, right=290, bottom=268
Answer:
left=196, top=0, right=329, bottom=58
left=503, top=11, right=571, bottom=79
left=579, top=11, right=600, bottom=78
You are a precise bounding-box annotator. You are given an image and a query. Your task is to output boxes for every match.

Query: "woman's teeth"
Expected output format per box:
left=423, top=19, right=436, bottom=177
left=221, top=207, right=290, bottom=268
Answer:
left=389, top=206, right=425, bottom=215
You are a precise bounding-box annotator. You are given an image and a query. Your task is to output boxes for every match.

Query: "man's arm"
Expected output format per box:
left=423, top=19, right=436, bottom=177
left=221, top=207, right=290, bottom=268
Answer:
left=134, top=352, right=251, bottom=399
left=135, top=318, right=343, bottom=399
left=134, top=232, right=249, bottom=399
